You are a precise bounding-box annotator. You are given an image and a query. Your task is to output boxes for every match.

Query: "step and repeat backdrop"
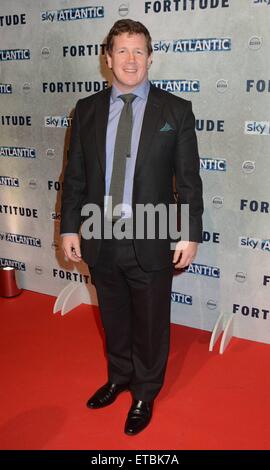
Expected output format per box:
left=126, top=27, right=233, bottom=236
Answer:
left=0, top=0, right=269, bottom=343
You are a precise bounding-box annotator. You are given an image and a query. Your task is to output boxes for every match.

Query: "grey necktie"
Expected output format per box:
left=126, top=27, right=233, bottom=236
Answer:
left=109, top=93, right=136, bottom=220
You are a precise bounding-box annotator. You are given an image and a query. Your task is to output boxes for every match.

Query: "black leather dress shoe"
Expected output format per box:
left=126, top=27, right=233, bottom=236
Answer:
left=86, top=382, right=129, bottom=409
left=124, top=399, right=154, bottom=435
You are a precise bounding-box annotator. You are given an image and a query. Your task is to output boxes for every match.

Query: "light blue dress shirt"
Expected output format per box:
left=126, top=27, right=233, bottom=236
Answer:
left=105, top=79, right=150, bottom=219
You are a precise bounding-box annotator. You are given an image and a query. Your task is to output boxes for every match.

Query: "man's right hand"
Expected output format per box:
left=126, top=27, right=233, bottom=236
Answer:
left=61, top=234, right=82, bottom=262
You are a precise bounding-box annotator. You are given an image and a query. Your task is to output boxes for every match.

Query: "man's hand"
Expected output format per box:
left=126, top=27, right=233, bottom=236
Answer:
left=173, top=240, right=198, bottom=269
left=62, top=234, right=82, bottom=263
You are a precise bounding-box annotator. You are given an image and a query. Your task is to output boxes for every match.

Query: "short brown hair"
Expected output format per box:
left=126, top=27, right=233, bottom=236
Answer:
left=106, top=19, right=152, bottom=56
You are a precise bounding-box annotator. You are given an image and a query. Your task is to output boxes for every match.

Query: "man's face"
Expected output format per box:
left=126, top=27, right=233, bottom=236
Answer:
left=106, top=32, right=152, bottom=92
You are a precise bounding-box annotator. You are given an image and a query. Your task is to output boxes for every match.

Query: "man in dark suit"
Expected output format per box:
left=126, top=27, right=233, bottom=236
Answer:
left=60, top=19, right=203, bottom=435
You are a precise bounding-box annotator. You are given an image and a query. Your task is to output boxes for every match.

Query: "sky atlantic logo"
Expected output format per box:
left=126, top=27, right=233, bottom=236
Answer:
left=185, top=262, right=220, bottom=278
left=41, top=5, right=104, bottom=22
left=0, top=232, right=41, bottom=247
left=145, top=0, right=230, bottom=14
left=44, top=116, right=72, bottom=128
left=0, top=147, right=36, bottom=159
left=0, top=176, right=19, bottom=187
left=0, top=49, right=30, bottom=61
left=244, top=121, right=270, bottom=135
left=239, top=236, right=270, bottom=252
left=153, top=38, right=231, bottom=53
left=0, top=83, right=12, bottom=94
left=0, top=258, right=26, bottom=271
left=200, top=157, right=226, bottom=171
left=151, top=80, right=200, bottom=92
left=171, top=291, right=192, bottom=305
left=253, top=0, right=270, bottom=6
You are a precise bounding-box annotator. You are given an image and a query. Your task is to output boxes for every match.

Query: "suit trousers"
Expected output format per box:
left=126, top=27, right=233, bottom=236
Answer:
left=88, top=234, right=174, bottom=402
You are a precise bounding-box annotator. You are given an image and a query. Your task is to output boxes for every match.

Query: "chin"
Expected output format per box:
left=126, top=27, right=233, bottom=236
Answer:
left=122, top=72, right=140, bottom=81
left=123, top=76, right=138, bottom=83
left=119, top=82, right=138, bottom=90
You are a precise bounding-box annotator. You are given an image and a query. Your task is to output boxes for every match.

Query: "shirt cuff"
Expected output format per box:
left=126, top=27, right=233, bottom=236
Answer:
left=60, top=233, right=78, bottom=236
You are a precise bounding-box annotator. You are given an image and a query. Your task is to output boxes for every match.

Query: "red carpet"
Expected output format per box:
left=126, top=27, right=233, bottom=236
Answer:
left=0, top=290, right=269, bottom=450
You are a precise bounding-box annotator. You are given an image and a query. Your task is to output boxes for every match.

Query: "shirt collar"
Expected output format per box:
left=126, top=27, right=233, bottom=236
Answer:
left=111, top=79, right=150, bottom=103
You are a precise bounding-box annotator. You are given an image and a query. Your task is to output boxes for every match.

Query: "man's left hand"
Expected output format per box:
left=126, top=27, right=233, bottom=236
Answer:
left=173, top=241, right=198, bottom=269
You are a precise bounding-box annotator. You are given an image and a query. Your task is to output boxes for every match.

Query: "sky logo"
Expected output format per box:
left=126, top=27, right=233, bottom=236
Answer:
left=41, top=6, right=104, bottom=22
left=151, top=80, right=200, bottom=92
left=153, top=38, right=231, bottom=53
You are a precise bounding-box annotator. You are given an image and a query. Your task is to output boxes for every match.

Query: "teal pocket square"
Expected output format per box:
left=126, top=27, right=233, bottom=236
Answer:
left=159, top=122, right=175, bottom=132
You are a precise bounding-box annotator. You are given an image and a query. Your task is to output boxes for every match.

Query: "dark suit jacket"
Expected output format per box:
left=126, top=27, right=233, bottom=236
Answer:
left=60, top=83, right=203, bottom=271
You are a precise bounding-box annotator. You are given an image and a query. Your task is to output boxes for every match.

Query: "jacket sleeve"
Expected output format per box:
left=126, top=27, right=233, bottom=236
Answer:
left=174, top=100, right=204, bottom=242
left=60, top=100, right=87, bottom=234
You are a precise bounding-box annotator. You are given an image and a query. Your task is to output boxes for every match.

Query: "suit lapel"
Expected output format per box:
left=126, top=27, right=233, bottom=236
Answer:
left=95, top=87, right=111, bottom=177
left=134, top=83, right=163, bottom=176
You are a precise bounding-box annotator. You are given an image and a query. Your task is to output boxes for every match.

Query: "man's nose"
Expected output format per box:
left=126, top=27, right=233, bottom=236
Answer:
left=127, top=51, right=135, bottom=62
